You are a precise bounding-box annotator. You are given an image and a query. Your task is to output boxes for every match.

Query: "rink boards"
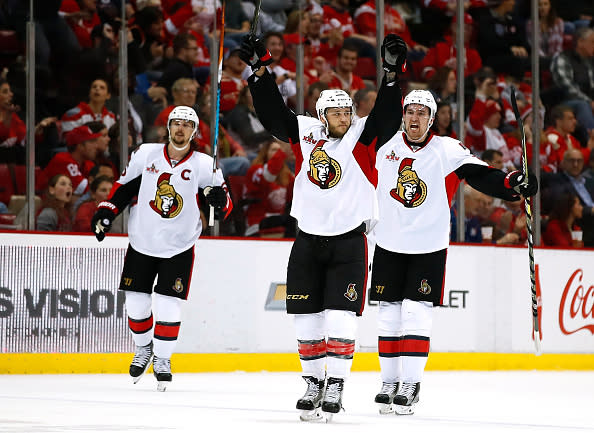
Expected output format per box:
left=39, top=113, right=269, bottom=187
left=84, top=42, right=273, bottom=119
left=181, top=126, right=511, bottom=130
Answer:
left=0, top=233, right=593, bottom=373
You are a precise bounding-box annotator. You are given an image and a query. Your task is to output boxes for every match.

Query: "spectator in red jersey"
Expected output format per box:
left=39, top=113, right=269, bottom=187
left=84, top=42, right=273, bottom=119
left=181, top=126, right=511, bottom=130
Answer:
left=61, top=78, right=117, bottom=134
left=419, top=13, right=482, bottom=81
left=305, top=9, right=342, bottom=66
left=60, top=0, right=102, bottom=49
left=73, top=175, right=113, bottom=233
left=244, top=140, right=295, bottom=237
left=543, top=191, right=583, bottom=247
left=322, top=0, right=376, bottom=61
left=36, top=174, right=73, bottom=232
left=42, top=125, right=101, bottom=200
left=354, top=0, right=428, bottom=61
left=316, top=43, right=366, bottom=96
left=0, top=78, right=58, bottom=165
left=73, top=162, right=116, bottom=216
left=545, top=105, right=594, bottom=172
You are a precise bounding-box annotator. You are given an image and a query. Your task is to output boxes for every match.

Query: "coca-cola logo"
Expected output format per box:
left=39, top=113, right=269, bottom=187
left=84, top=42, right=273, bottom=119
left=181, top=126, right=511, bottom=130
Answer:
left=559, top=269, right=594, bottom=335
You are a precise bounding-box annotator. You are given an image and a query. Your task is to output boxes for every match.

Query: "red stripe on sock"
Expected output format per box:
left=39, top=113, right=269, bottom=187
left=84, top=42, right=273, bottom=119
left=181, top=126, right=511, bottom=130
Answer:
left=401, top=337, right=430, bottom=355
left=378, top=337, right=401, bottom=355
left=128, top=314, right=153, bottom=333
left=327, top=338, right=355, bottom=356
left=154, top=322, right=180, bottom=339
left=298, top=340, right=327, bottom=358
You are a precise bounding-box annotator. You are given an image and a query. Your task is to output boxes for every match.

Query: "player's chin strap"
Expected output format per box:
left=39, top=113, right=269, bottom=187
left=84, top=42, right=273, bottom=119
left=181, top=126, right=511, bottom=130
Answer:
left=170, top=141, right=190, bottom=151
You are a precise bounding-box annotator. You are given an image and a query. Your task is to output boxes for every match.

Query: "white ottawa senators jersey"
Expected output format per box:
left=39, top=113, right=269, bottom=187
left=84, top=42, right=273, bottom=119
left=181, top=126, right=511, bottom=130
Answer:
left=116, top=143, right=225, bottom=258
left=375, top=132, right=486, bottom=253
left=291, top=116, right=378, bottom=235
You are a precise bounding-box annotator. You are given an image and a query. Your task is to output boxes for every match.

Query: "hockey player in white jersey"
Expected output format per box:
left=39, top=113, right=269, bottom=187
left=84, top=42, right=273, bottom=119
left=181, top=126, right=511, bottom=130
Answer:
left=372, top=90, right=538, bottom=414
left=90, top=106, right=232, bottom=391
left=238, top=33, right=407, bottom=421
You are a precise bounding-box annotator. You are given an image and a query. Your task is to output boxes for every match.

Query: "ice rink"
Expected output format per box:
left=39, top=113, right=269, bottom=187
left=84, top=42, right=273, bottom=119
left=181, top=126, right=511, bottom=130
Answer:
left=1, top=371, right=592, bottom=433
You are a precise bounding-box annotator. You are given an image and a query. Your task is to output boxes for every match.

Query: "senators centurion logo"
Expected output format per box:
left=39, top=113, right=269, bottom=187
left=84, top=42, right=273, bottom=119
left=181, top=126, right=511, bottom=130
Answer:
left=149, top=173, right=183, bottom=218
left=418, top=279, right=431, bottom=295
left=344, top=283, right=358, bottom=302
left=390, top=157, right=427, bottom=208
left=172, top=278, right=184, bottom=293
left=307, top=141, right=342, bottom=189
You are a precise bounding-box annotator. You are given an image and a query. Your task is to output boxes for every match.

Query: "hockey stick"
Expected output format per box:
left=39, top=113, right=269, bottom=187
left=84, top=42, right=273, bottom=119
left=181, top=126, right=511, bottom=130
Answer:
left=209, top=0, right=226, bottom=227
left=510, top=87, right=541, bottom=355
left=249, top=0, right=262, bottom=38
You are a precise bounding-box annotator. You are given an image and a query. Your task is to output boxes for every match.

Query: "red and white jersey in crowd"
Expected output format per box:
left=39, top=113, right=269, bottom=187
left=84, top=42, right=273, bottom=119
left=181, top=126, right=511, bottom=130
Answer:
left=43, top=152, right=95, bottom=195
left=291, top=116, right=378, bottom=236
left=375, top=132, right=486, bottom=253
left=61, top=102, right=117, bottom=133
left=0, top=112, right=26, bottom=149
left=354, top=1, right=415, bottom=48
left=321, top=5, right=355, bottom=38
left=112, top=142, right=227, bottom=258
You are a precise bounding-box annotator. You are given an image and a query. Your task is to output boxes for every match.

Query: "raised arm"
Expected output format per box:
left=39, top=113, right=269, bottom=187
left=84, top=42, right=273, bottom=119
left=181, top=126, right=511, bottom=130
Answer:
left=239, top=36, right=300, bottom=144
left=358, top=34, right=407, bottom=150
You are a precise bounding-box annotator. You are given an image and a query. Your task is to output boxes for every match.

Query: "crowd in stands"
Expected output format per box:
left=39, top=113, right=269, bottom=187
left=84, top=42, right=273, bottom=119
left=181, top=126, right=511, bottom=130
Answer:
left=0, top=0, right=593, bottom=248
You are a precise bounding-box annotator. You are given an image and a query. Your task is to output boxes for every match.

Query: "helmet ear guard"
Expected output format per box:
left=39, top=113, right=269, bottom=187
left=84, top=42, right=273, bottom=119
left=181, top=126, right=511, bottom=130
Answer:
left=167, top=105, right=200, bottom=141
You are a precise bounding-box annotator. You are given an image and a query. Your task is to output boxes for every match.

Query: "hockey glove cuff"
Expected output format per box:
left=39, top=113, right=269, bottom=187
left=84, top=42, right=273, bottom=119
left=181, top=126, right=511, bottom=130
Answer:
left=91, top=202, right=118, bottom=242
left=204, top=186, right=228, bottom=209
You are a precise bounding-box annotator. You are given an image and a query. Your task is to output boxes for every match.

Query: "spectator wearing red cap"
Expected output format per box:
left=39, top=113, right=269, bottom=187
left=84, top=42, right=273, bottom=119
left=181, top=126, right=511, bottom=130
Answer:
left=42, top=125, right=101, bottom=199
left=61, top=78, right=117, bottom=134
left=220, top=49, right=248, bottom=114
left=305, top=9, right=341, bottom=66
left=419, top=13, right=482, bottom=81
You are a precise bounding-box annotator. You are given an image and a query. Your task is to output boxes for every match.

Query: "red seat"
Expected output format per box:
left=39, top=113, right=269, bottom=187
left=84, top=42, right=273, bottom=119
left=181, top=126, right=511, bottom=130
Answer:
left=13, top=165, right=42, bottom=195
left=0, top=164, right=15, bottom=205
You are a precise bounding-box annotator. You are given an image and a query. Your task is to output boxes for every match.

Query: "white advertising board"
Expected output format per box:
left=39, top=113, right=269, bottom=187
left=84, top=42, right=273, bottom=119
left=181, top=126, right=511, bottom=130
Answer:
left=0, top=233, right=592, bottom=354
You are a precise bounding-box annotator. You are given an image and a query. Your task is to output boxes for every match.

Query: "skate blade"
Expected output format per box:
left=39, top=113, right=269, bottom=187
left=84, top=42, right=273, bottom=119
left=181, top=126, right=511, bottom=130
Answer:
left=378, top=403, right=395, bottom=415
left=132, top=375, right=144, bottom=384
left=393, top=403, right=416, bottom=415
left=156, top=381, right=168, bottom=392
left=299, top=408, right=324, bottom=422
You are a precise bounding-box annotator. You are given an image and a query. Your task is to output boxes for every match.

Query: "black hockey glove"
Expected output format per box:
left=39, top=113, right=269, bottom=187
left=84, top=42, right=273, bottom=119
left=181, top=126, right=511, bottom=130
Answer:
left=506, top=170, right=539, bottom=197
left=91, top=202, right=117, bottom=242
left=204, top=186, right=227, bottom=209
left=381, top=34, right=407, bottom=75
left=239, top=35, right=273, bottom=72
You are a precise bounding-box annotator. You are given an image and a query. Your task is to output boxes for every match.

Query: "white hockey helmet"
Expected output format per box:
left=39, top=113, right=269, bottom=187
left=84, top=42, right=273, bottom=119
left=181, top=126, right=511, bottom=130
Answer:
left=315, top=89, right=353, bottom=123
left=403, top=90, right=437, bottom=119
left=167, top=105, right=199, bottom=140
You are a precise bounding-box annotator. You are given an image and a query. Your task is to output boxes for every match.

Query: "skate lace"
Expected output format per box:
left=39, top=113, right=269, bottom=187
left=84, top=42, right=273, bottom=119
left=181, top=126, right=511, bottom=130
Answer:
left=303, top=378, right=321, bottom=399
left=379, top=382, right=398, bottom=395
left=398, top=382, right=416, bottom=399
left=324, top=381, right=343, bottom=403
left=153, top=357, right=171, bottom=374
left=131, top=345, right=152, bottom=367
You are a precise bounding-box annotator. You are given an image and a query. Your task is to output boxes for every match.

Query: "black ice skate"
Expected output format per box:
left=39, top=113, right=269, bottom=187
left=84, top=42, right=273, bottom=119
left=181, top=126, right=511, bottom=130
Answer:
left=297, top=376, right=325, bottom=422
left=393, top=382, right=420, bottom=415
left=129, top=342, right=153, bottom=384
left=321, top=377, right=344, bottom=421
left=374, top=382, right=399, bottom=414
left=153, top=356, right=172, bottom=392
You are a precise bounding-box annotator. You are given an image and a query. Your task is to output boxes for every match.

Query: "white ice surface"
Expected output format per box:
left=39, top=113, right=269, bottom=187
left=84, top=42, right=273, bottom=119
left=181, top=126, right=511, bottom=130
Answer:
left=0, top=371, right=593, bottom=433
